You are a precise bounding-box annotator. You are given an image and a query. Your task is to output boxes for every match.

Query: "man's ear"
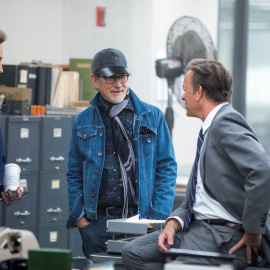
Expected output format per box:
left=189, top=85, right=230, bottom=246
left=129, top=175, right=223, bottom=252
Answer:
left=90, top=74, right=99, bottom=89
left=196, top=84, right=203, bottom=101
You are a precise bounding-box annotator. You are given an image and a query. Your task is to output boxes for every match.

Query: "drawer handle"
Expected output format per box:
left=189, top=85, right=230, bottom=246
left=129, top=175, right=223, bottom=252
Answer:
left=16, top=157, right=32, bottom=163
left=49, top=156, right=65, bottom=162
left=14, top=210, right=30, bottom=216
left=47, top=207, right=62, bottom=213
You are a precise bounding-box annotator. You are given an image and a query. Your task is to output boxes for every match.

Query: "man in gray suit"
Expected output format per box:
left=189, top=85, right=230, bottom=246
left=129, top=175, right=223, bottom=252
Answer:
left=122, top=59, right=270, bottom=269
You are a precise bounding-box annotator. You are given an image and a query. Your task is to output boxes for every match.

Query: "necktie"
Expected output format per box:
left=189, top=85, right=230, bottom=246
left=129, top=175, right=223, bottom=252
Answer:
left=183, top=128, right=204, bottom=231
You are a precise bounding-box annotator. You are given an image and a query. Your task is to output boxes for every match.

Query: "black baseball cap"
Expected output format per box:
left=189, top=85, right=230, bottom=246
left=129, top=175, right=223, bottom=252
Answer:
left=91, top=48, right=130, bottom=77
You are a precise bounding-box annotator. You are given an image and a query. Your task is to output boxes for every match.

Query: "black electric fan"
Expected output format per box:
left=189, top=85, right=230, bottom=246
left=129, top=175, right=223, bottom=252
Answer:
left=156, top=16, right=217, bottom=137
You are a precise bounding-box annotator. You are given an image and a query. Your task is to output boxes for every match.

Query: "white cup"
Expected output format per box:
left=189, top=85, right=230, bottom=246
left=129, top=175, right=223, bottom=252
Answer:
left=3, top=163, right=21, bottom=192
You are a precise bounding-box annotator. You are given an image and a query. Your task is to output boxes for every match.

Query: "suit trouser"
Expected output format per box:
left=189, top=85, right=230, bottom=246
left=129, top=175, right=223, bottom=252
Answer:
left=122, top=220, right=258, bottom=270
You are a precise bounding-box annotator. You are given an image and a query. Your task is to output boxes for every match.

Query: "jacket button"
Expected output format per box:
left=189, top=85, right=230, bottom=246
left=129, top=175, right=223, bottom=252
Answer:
left=98, top=151, right=102, bottom=156
left=94, top=171, right=98, bottom=175
left=147, top=138, right=151, bottom=143
left=84, top=132, right=87, bottom=138
left=99, top=132, right=103, bottom=136
left=91, top=213, right=94, bottom=217
left=92, top=192, right=95, bottom=197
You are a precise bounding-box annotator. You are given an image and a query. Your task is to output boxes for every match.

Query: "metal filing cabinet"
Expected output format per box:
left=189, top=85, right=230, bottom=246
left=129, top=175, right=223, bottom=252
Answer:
left=0, top=115, right=7, bottom=153
left=13, top=225, right=37, bottom=236
left=4, top=116, right=41, bottom=233
left=71, top=114, right=77, bottom=128
left=0, top=115, right=7, bottom=226
left=68, top=114, right=84, bottom=256
left=4, top=174, right=38, bottom=227
left=38, top=173, right=69, bottom=224
left=7, top=116, right=41, bottom=174
left=0, top=198, right=3, bottom=226
left=38, top=223, right=68, bottom=249
left=40, top=116, right=71, bottom=173
left=2, top=115, right=81, bottom=253
left=69, top=228, right=85, bottom=257
left=38, top=116, right=71, bottom=249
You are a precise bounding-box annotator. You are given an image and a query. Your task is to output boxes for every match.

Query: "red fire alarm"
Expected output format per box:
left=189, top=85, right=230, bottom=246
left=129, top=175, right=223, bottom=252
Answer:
left=96, top=7, right=106, bottom=27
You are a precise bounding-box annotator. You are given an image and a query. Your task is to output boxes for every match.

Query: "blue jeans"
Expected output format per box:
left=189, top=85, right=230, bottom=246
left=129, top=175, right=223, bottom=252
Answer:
left=78, top=215, right=124, bottom=258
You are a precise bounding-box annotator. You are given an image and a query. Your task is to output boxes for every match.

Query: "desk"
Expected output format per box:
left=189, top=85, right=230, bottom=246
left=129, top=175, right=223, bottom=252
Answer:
left=90, top=252, right=126, bottom=270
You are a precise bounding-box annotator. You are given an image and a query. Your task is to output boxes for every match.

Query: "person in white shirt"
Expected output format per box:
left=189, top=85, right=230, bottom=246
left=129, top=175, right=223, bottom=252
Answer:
left=122, top=58, right=270, bottom=270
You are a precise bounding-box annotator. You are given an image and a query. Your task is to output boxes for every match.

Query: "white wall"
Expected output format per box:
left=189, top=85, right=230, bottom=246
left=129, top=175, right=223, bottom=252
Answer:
left=0, top=0, right=64, bottom=64
left=0, top=0, right=219, bottom=177
left=151, top=0, right=219, bottom=175
left=61, top=0, right=153, bottom=102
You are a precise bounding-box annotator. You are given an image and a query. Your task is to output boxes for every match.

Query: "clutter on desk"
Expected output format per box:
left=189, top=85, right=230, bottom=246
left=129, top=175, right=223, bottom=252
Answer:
left=0, top=59, right=93, bottom=117
left=0, top=227, right=39, bottom=262
left=106, top=216, right=165, bottom=254
left=0, top=86, right=32, bottom=115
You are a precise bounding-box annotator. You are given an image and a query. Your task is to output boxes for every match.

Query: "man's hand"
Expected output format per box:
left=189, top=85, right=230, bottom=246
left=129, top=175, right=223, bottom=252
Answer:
left=229, top=231, right=262, bottom=264
left=76, top=216, right=91, bottom=228
left=158, top=219, right=181, bottom=253
left=1, top=187, right=22, bottom=206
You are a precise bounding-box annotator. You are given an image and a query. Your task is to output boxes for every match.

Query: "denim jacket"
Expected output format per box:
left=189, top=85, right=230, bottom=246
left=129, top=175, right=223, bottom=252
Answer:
left=66, top=89, right=177, bottom=228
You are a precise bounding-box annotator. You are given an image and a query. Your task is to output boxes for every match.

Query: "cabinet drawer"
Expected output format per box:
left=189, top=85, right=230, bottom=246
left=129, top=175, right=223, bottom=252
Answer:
left=39, top=173, right=69, bottom=223
left=38, top=223, right=68, bottom=249
left=7, top=116, right=41, bottom=173
left=69, top=229, right=84, bottom=257
left=0, top=115, right=7, bottom=153
left=4, top=174, right=38, bottom=227
left=12, top=225, right=37, bottom=237
left=0, top=203, right=4, bottom=226
left=41, top=116, right=71, bottom=173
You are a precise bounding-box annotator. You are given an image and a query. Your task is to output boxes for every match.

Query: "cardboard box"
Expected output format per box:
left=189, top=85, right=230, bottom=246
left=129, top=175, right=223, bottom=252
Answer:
left=0, top=86, right=32, bottom=102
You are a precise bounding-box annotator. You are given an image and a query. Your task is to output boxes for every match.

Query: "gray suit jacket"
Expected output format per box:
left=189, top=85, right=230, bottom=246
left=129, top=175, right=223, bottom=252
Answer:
left=171, top=104, right=270, bottom=259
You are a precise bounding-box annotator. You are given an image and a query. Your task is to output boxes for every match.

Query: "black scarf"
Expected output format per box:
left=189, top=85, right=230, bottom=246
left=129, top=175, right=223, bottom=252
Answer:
left=99, top=90, right=137, bottom=218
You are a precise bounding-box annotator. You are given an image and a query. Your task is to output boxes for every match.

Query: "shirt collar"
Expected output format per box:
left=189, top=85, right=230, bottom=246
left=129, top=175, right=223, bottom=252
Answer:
left=125, top=97, right=134, bottom=111
left=202, top=102, right=228, bottom=135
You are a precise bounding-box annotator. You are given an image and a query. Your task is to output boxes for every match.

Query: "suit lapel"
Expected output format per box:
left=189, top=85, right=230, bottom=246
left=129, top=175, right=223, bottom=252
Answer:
left=199, top=104, right=231, bottom=183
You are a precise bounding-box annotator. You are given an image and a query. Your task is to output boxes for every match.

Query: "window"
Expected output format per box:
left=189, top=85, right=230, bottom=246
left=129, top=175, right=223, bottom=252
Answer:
left=218, top=0, right=270, bottom=155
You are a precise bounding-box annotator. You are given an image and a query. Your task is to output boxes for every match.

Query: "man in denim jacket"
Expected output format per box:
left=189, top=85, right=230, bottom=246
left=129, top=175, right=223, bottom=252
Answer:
left=66, top=48, right=177, bottom=257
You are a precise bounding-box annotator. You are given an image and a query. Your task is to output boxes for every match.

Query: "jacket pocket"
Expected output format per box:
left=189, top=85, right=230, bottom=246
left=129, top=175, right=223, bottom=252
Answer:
left=78, top=222, right=92, bottom=231
left=77, top=127, right=97, bottom=153
left=139, top=126, right=156, bottom=157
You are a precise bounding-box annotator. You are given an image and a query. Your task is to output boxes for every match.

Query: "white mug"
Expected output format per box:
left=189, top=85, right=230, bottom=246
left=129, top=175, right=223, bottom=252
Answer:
left=3, top=163, right=21, bottom=192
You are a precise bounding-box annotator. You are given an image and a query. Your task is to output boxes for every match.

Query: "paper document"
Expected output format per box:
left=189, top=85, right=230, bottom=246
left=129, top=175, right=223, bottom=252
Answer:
left=124, top=214, right=165, bottom=223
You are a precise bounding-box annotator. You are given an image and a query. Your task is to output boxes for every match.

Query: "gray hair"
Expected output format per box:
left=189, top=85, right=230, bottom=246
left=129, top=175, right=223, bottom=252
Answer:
left=187, top=58, right=232, bottom=103
left=0, top=29, right=7, bottom=44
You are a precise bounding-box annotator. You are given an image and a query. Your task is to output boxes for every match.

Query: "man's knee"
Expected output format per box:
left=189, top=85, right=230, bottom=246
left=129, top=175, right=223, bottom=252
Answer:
left=122, top=241, right=136, bottom=266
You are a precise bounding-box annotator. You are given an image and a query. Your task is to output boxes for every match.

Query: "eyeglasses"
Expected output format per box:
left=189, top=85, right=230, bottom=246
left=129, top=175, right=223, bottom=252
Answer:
left=99, top=74, right=129, bottom=84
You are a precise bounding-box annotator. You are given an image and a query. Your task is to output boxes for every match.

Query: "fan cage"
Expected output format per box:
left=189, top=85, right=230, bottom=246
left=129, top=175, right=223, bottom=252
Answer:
left=166, top=16, right=217, bottom=61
